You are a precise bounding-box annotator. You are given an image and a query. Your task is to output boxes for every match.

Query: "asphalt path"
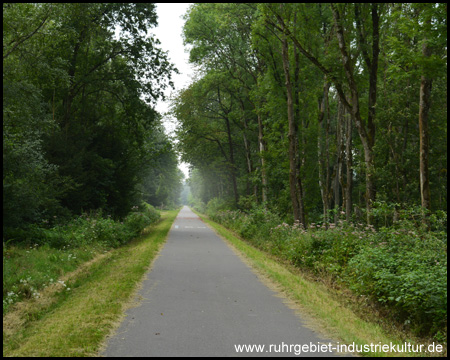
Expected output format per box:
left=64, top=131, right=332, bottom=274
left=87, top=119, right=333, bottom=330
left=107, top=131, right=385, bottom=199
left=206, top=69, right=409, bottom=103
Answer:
left=102, top=206, right=342, bottom=357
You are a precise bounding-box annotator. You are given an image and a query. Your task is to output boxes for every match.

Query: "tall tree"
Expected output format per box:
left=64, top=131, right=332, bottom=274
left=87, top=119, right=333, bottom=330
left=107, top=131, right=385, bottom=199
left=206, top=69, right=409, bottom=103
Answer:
left=176, top=2, right=447, bottom=225
left=3, top=3, right=180, bottom=235
left=278, top=5, right=305, bottom=225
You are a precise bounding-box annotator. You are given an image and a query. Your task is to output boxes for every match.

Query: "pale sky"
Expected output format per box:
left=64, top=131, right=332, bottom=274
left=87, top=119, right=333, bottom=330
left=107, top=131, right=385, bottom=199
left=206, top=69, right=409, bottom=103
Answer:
left=152, top=3, right=194, bottom=179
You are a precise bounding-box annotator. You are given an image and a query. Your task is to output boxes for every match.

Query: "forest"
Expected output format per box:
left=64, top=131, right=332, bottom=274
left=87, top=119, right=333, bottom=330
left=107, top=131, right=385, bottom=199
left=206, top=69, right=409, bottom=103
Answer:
left=3, top=2, right=448, bottom=348
left=4, top=3, right=183, bottom=234
left=175, top=3, right=447, bottom=340
left=3, top=3, right=183, bottom=319
left=176, top=3, right=447, bottom=223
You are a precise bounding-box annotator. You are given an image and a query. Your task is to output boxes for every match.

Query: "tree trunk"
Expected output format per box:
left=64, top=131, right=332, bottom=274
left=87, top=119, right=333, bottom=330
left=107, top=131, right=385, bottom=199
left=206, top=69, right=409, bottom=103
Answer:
left=345, top=104, right=353, bottom=221
left=419, top=41, right=432, bottom=211
left=332, top=4, right=376, bottom=224
left=225, top=114, right=239, bottom=207
left=240, top=103, right=256, bottom=199
left=257, top=113, right=268, bottom=203
left=334, top=99, right=345, bottom=223
left=281, top=33, right=303, bottom=224
left=318, top=80, right=331, bottom=224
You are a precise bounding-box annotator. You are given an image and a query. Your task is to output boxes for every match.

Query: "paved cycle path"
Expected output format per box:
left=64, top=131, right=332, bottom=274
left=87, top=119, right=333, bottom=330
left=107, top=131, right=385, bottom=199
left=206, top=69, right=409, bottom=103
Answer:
left=102, top=206, right=341, bottom=357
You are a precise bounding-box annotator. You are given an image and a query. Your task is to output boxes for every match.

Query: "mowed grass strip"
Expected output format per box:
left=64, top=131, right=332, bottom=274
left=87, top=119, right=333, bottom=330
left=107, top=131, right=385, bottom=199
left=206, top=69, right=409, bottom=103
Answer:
left=197, top=212, right=432, bottom=358
left=3, top=209, right=179, bottom=357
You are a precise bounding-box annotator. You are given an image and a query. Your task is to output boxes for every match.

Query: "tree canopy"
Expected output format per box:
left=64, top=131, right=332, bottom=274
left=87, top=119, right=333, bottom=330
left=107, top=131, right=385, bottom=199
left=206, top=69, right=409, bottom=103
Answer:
left=174, top=3, right=447, bottom=225
left=3, top=3, right=183, bottom=237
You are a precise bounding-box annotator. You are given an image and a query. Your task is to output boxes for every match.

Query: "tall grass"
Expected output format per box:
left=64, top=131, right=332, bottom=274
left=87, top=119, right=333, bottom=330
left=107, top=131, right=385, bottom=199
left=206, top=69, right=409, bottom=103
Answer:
left=3, top=203, right=160, bottom=313
left=3, top=209, right=179, bottom=357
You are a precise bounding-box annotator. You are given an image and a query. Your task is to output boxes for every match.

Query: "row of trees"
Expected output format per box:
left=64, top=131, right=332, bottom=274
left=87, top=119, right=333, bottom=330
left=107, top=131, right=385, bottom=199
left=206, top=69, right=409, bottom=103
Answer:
left=3, top=3, right=183, bottom=237
left=174, top=3, right=447, bottom=225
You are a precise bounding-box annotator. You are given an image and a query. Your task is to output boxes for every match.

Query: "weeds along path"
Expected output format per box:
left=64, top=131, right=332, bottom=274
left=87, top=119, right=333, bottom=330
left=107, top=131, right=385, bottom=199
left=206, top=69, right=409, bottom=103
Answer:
left=3, top=252, right=109, bottom=340
left=102, top=206, right=341, bottom=357
left=3, top=209, right=179, bottom=357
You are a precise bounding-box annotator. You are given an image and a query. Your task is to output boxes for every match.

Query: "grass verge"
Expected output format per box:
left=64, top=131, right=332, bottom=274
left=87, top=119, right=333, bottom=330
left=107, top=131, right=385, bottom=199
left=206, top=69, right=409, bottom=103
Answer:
left=196, top=210, right=445, bottom=357
left=3, top=209, right=179, bottom=357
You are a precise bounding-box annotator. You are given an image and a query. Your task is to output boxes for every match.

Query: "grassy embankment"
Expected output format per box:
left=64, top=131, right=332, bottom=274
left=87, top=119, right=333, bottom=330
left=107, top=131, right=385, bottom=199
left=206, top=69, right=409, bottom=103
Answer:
left=3, top=209, right=179, bottom=357
left=195, top=210, right=446, bottom=358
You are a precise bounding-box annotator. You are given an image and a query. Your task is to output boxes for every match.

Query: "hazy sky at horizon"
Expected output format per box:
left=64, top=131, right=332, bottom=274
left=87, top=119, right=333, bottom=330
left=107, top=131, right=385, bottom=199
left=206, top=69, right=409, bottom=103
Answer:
left=152, top=3, right=194, bottom=179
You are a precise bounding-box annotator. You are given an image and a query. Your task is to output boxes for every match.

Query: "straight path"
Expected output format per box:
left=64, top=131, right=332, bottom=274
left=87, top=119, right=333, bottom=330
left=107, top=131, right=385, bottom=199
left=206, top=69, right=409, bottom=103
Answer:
left=102, top=206, right=341, bottom=357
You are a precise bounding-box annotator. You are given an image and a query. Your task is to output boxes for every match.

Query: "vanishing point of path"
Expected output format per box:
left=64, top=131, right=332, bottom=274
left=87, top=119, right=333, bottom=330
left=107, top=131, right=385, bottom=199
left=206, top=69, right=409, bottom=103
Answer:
left=102, top=206, right=343, bottom=357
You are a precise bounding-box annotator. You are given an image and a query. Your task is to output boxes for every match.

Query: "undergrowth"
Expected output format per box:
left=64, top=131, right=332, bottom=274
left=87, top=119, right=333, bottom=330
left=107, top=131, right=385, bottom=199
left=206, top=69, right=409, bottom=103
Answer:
left=202, top=197, right=447, bottom=343
left=3, top=203, right=160, bottom=313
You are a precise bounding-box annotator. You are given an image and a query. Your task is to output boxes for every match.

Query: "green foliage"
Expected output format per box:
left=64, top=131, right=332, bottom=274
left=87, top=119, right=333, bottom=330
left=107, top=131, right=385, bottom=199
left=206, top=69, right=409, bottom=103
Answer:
left=205, top=197, right=233, bottom=217
left=346, top=222, right=447, bottom=335
left=3, top=203, right=160, bottom=312
left=189, top=198, right=207, bottom=214
left=209, top=204, right=447, bottom=338
left=181, top=4, right=447, bottom=339
left=3, top=242, right=95, bottom=313
left=3, top=1, right=448, bottom=342
left=3, top=3, right=181, bottom=237
left=123, top=204, right=160, bottom=240
left=181, top=2, right=447, bottom=228
left=6, top=203, right=160, bottom=249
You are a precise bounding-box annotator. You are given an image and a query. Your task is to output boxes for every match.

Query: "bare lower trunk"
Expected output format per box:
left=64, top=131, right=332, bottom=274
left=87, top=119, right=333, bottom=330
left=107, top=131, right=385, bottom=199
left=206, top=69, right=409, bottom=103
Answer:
left=282, top=36, right=300, bottom=222
left=280, top=26, right=305, bottom=225
left=257, top=114, right=268, bottom=203
left=332, top=4, right=376, bottom=224
left=345, top=106, right=353, bottom=221
left=419, top=37, right=432, bottom=211
left=318, top=80, right=331, bottom=224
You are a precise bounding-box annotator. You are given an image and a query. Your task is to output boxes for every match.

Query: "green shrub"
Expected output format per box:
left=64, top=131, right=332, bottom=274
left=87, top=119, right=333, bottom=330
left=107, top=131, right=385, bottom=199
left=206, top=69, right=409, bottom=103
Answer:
left=206, top=203, right=447, bottom=338
left=5, top=203, right=161, bottom=250
left=122, top=203, right=160, bottom=243
left=190, top=198, right=206, bottom=214
left=3, top=203, right=162, bottom=312
left=139, top=203, right=160, bottom=224
left=345, top=221, right=447, bottom=335
left=206, top=197, right=233, bottom=217
left=123, top=212, right=150, bottom=237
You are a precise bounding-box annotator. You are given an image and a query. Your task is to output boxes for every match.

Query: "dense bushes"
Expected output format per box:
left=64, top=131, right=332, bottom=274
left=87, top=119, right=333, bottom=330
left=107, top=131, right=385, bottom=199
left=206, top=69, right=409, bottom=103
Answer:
left=208, top=202, right=447, bottom=339
left=3, top=203, right=160, bottom=311
left=6, top=203, right=160, bottom=249
left=345, top=222, right=447, bottom=335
